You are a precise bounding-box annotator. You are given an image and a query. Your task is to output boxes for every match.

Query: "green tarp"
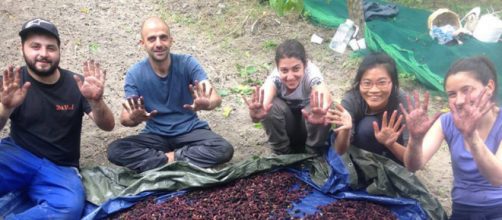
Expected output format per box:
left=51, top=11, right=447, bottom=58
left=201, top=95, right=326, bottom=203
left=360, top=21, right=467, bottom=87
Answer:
left=81, top=148, right=447, bottom=219
left=81, top=154, right=315, bottom=205
left=304, top=0, right=502, bottom=100
left=341, top=147, right=448, bottom=220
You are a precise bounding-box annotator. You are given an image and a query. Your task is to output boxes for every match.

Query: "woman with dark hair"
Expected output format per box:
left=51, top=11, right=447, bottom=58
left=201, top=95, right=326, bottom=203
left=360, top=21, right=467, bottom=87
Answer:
left=327, top=52, right=408, bottom=164
left=403, top=56, right=502, bottom=219
left=243, top=39, right=332, bottom=155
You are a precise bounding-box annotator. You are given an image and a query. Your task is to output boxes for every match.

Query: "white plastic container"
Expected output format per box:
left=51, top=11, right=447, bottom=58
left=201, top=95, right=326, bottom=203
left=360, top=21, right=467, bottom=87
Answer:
left=473, top=14, right=502, bottom=43
left=310, top=33, right=323, bottom=44
left=329, top=19, right=358, bottom=53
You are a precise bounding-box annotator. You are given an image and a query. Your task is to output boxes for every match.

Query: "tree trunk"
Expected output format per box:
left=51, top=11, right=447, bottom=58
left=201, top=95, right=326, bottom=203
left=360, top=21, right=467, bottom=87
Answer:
left=347, top=0, right=365, bottom=39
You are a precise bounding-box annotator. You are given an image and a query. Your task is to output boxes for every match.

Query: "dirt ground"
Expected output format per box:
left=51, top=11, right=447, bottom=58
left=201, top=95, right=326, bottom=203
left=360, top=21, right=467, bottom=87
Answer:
left=0, top=0, right=453, bottom=215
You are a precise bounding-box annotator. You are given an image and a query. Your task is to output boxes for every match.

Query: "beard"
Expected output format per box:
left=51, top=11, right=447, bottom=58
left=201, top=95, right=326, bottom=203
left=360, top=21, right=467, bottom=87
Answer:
left=23, top=53, right=60, bottom=77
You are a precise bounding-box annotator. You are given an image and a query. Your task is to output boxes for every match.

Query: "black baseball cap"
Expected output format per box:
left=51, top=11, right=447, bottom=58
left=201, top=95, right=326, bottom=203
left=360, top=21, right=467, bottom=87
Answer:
left=19, top=18, right=60, bottom=44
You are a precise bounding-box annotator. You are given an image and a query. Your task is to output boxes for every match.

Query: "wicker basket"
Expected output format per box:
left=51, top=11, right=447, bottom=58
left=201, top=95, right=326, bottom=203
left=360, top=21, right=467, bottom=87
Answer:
left=428, top=8, right=461, bottom=30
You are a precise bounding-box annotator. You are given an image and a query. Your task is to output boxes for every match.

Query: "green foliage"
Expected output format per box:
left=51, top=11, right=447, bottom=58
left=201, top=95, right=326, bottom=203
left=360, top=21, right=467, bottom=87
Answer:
left=237, top=64, right=258, bottom=78
left=269, top=0, right=304, bottom=16
left=253, top=122, right=263, bottom=129
left=263, top=40, right=278, bottom=50
left=230, top=84, right=254, bottom=95
left=236, top=64, right=264, bottom=85
left=89, top=42, right=100, bottom=53
left=218, top=88, right=231, bottom=97
left=399, top=72, right=416, bottom=81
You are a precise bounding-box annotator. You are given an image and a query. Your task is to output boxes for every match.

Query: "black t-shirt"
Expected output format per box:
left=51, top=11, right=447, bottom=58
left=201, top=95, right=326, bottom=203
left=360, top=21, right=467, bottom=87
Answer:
left=9, top=67, right=91, bottom=167
left=341, top=89, right=409, bottom=164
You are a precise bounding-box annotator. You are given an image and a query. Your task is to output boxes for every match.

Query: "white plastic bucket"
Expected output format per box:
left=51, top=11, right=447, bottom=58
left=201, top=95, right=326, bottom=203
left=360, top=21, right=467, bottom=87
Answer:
left=473, top=14, right=502, bottom=43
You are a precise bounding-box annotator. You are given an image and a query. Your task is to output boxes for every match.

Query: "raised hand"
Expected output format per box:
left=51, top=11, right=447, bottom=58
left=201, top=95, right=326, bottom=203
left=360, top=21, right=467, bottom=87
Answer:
left=302, top=90, right=331, bottom=125
left=400, top=91, right=441, bottom=140
left=325, top=104, right=352, bottom=132
left=123, top=96, right=158, bottom=123
left=242, top=86, right=272, bottom=122
left=75, top=60, right=106, bottom=102
left=183, top=80, right=213, bottom=111
left=450, top=88, right=495, bottom=138
left=373, top=110, right=405, bottom=147
left=0, top=66, right=31, bottom=110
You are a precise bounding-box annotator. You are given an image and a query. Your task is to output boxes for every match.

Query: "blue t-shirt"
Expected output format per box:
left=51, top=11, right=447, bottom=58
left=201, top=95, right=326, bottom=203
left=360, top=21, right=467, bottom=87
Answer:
left=441, top=109, right=502, bottom=206
left=124, top=54, right=209, bottom=136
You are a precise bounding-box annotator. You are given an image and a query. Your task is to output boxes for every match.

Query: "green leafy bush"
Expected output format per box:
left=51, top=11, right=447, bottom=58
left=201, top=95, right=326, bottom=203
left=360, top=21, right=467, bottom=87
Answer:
left=269, top=0, right=304, bottom=16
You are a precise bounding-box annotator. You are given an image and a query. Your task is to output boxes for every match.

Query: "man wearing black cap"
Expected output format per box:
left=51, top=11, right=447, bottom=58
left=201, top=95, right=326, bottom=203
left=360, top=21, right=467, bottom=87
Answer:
left=0, top=18, right=115, bottom=219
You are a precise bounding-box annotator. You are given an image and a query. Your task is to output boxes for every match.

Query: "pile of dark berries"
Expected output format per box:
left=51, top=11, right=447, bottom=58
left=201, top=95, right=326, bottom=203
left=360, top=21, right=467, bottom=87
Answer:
left=304, top=200, right=397, bottom=220
left=111, top=171, right=397, bottom=220
left=111, top=171, right=310, bottom=219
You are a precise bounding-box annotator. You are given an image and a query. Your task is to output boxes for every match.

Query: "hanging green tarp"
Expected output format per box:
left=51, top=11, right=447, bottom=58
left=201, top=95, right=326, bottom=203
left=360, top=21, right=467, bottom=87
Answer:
left=304, top=0, right=502, bottom=100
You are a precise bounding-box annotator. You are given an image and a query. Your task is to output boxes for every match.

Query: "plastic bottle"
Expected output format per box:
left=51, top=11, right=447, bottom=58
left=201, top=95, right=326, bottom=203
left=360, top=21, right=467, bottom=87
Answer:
left=329, top=19, right=356, bottom=54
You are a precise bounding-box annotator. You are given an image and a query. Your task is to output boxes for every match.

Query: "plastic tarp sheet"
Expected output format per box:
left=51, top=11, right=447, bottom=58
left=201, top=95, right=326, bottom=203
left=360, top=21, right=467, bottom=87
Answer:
left=339, top=146, right=448, bottom=220
left=304, top=0, right=502, bottom=100
left=1, top=148, right=447, bottom=219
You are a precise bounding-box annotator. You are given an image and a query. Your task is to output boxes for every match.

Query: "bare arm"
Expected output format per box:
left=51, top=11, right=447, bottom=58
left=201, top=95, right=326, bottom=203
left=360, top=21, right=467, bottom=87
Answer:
left=387, top=143, right=406, bottom=162
left=261, top=80, right=277, bottom=109
left=75, top=60, right=115, bottom=131
left=87, top=99, right=115, bottom=131
left=0, top=105, right=14, bottom=131
left=401, top=91, right=442, bottom=171
left=467, top=131, right=502, bottom=186
left=449, top=89, right=502, bottom=186
left=404, top=119, right=445, bottom=171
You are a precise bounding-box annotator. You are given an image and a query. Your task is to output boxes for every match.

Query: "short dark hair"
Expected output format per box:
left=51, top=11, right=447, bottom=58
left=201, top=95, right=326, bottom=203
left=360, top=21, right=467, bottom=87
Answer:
left=445, top=56, right=498, bottom=102
left=275, top=39, right=307, bottom=66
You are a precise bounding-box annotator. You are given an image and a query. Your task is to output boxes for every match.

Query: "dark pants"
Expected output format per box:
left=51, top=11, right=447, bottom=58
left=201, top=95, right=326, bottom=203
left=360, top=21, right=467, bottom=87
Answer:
left=262, top=98, right=331, bottom=155
left=450, top=202, right=502, bottom=220
left=107, top=129, right=234, bottom=173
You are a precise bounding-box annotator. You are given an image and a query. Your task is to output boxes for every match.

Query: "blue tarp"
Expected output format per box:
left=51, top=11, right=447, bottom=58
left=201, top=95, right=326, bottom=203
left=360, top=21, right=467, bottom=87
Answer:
left=1, top=148, right=428, bottom=219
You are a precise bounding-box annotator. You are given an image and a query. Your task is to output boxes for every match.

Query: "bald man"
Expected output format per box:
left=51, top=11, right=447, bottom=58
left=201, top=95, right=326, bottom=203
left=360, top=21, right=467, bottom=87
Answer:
left=107, top=17, right=233, bottom=173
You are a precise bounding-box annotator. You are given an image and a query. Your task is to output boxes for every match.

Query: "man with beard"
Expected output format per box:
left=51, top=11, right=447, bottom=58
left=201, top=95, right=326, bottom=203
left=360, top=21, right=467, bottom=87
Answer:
left=0, top=18, right=115, bottom=219
left=107, top=17, right=233, bottom=173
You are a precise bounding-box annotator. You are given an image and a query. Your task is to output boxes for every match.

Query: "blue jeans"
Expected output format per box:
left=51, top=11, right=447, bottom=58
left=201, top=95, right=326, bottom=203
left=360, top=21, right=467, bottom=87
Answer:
left=0, top=138, right=85, bottom=220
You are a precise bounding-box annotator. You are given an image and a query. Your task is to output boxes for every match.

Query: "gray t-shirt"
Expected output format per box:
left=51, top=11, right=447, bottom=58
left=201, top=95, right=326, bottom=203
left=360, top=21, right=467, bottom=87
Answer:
left=265, top=61, right=324, bottom=109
